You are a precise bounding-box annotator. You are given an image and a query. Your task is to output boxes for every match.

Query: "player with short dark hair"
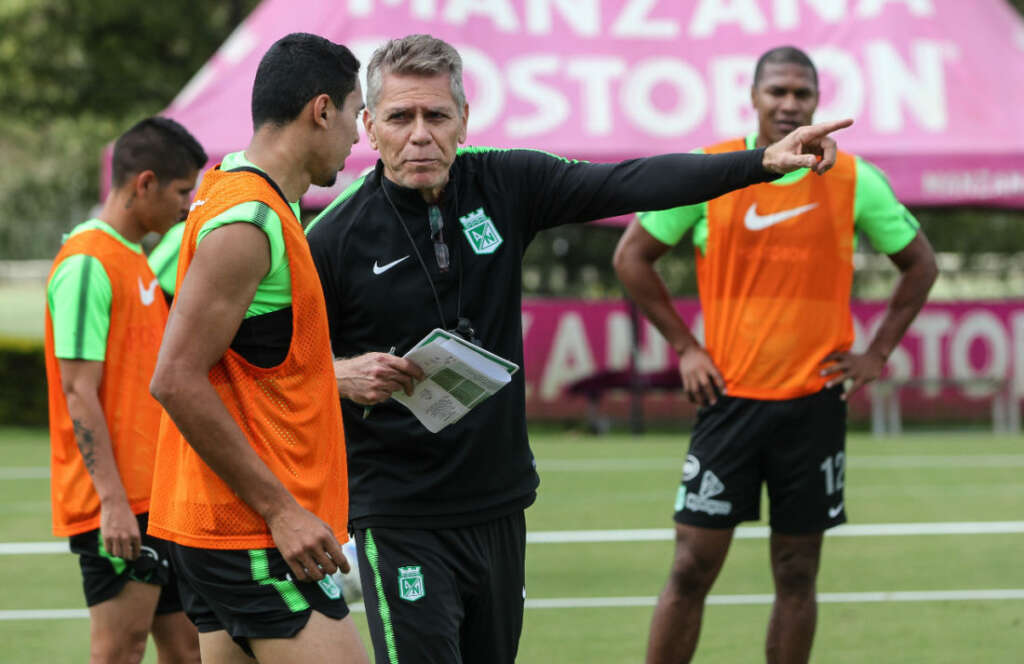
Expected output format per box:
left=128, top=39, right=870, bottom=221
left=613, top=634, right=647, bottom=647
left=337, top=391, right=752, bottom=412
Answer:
left=251, top=32, right=362, bottom=130
left=147, top=32, right=369, bottom=664
left=111, top=117, right=207, bottom=187
left=45, top=115, right=205, bottom=664
left=753, top=45, right=818, bottom=87
left=613, top=46, right=938, bottom=663
left=135, top=118, right=208, bottom=303
left=307, top=33, right=852, bottom=664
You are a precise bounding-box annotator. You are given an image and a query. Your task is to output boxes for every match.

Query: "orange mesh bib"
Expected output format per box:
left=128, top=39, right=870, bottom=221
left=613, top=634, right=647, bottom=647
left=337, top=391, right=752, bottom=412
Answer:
left=45, top=230, right=168, bottom=536
left=148, top=167, right=348, bottom=549
left=697, top=138, right=857, bottom=400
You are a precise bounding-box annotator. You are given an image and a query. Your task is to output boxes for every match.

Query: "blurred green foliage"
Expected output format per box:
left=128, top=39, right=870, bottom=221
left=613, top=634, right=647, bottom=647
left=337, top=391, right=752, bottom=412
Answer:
left=0, top=0, right=256, bottom=119
left=0, top=337, right=46, bottom=425
left=1, top=0, right=1023, bottom=302
left=914, top=207, right=1024, bottom=255
left=0, top=0, right=259, bottom=258
left=0, top=114, right=122, bottom=258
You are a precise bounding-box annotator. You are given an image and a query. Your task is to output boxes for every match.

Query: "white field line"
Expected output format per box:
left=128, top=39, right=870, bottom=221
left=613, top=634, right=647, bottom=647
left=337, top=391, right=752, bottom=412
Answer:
left=0, top=467, right=50, bottom=480
left=0, top=609, right=90, bottom=621
left=6, top=452, right=1024, bottom=479
left=538, top=455, right=1024, bottom=472
left=3, top=455, right=1024, bottom=480
left=523, top=589, right=1024, bottom=610
left=5, top=521, right=1024, bottom=555
left=526, top=521, right=1024, bottom=543
left=3, top=589, right=1023, bottom=620
left=0, top=542, right=69, bottom=554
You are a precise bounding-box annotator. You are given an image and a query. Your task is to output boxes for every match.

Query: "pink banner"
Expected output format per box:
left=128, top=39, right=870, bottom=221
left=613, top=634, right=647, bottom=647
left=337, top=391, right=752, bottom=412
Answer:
left=122, top=0, right=1024, bottom=209
left=522, top=298, right=1024, bottom=421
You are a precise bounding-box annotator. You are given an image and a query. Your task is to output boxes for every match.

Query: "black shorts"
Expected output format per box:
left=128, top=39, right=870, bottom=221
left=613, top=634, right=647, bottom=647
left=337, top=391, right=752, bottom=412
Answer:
left=68, top=512, right=182, bottom=614
left=674, top=386, right=847, bottom=534
left=168, top=542, right=350, bottom=657
left=356, top=510, right=527, bottom=664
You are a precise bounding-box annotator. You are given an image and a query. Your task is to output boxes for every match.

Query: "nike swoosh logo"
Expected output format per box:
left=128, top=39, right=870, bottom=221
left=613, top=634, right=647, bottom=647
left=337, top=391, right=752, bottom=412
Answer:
left=138, top=277, right=159, bottom=306
left=373, top=256, right=410, bottom=275
left=828, top=502, right=844, bottom=519
left=743, top=203, right=818, bottom=231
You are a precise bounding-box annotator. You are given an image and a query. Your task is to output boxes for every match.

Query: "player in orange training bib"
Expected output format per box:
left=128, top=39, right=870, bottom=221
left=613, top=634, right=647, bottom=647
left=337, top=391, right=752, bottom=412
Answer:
left=614, top=46, right=938, bottom=664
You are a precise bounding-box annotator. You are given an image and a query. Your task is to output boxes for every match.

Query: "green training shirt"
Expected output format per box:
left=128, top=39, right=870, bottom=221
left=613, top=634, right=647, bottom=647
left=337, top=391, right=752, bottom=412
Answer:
left=47, top=219, right=143, bottom=361
left=639, top=133, right=919, bottom=255
left=148, top=221, right=185, bottom=296
left=197, top=151, right=300, bottom=318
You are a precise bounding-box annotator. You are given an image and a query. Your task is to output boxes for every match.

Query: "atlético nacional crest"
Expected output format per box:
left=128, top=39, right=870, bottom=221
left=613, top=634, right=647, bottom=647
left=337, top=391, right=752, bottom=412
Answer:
left=317, top=574, right=342, bottom=600
left=398, top=565, right=425, bottom=602
left=459, top=207, right=503, bottom=254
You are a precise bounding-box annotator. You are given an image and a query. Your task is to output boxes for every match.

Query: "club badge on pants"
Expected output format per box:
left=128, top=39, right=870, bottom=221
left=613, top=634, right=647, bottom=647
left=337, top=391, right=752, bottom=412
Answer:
left=398, top=565, right=425, bottom=602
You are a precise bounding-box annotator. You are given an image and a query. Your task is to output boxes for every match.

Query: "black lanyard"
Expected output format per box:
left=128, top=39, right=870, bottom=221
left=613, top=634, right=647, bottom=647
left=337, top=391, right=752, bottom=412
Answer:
left=379, top=181, right=465, bottom=336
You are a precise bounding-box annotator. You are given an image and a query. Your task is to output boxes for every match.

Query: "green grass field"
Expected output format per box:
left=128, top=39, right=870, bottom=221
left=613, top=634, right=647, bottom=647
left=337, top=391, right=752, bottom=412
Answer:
left=1, top=427, right=1022, bottom=662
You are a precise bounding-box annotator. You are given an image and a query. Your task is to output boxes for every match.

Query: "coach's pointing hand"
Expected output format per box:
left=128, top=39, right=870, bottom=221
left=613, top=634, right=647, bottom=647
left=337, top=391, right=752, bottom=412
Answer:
left=762, top=118, right=854, bottom=175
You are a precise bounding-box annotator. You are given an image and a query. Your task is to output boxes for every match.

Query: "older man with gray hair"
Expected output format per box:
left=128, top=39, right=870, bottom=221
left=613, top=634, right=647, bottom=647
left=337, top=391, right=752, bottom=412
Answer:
left=307, top=33, right=851, bottom=663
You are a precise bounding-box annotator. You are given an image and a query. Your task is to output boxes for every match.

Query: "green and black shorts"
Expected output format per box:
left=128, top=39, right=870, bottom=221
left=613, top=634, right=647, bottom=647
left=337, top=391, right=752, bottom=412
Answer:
left=68, top=512, right=181, bottom=614
left=168, top=542, right=350, bottom=657
left=674, top=385, right=848, bottom=534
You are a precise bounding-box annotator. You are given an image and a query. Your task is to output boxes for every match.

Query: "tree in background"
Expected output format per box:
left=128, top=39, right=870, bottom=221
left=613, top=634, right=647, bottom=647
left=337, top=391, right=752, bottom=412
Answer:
left=1, top=0, right=1023, bottom=290
left=0, top=0, right=259, bottom=258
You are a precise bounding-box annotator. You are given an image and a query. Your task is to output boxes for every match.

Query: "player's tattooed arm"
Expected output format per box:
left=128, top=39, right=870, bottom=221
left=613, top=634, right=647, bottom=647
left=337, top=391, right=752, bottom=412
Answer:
left=71, top=418, right=97, bottom=476
left=59, top=358, right=141, bottom=559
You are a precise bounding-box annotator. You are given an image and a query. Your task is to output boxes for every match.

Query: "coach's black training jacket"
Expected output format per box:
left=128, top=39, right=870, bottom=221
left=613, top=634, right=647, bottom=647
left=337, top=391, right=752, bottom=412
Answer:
left=306, top=146, right=777, bottom=529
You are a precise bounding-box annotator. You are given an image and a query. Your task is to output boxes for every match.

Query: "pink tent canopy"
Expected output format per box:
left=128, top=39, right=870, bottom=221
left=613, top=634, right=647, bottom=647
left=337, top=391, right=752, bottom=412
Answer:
left=110, top=0, right=1024, bottom=209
